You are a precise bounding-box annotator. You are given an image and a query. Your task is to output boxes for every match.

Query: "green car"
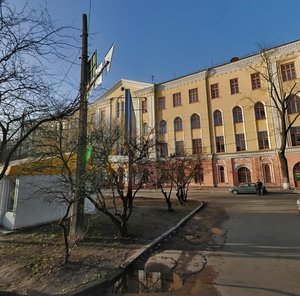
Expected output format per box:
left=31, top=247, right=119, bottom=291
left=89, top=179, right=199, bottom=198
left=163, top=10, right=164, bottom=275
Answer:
left=229, top=183, right=267, bottom=195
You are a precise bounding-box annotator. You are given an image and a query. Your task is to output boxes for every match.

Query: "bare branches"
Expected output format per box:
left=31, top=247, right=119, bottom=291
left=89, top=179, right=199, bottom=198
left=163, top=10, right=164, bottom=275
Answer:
left=252, top=45, right=300, bottom=188
left=0, top=1, right=80, bottom=179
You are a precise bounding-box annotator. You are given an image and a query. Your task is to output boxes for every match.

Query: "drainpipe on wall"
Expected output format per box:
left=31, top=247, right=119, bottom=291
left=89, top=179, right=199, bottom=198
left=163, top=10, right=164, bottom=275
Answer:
left=204, top=68, right=217, bottom=187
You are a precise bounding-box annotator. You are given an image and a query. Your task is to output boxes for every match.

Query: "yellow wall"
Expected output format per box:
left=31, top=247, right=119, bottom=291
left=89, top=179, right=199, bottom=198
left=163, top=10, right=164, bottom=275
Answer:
left=155, top=46, right=300, bottom=157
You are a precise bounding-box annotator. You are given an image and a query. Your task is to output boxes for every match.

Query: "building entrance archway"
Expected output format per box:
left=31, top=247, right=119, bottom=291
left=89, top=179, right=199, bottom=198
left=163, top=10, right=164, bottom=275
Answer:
left=293, top=162, right=300, bottom=188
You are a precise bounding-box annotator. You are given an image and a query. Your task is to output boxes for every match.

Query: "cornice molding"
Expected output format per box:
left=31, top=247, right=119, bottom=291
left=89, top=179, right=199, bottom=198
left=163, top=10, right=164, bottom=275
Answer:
left=156, top=39, right=300, bottom=88
left=135, top=85, right=155, bottom=96
left=212, top=150, right=275, bottom=159
left=212, top=40, right=300, bottom=77
left=157, top=71, right=207, bottom=91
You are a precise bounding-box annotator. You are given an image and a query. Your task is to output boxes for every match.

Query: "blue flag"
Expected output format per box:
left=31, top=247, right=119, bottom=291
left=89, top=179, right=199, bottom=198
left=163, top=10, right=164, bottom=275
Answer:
left=124, top=89, right=136, bottom=143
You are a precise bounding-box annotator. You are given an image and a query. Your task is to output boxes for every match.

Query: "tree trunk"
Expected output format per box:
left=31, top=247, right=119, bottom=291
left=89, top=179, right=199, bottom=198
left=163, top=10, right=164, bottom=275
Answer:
left=278, top=150, right=290, bottom=189
left=159, top=186, right=173, bottom=212
left=120, top=222, right=128, bottom=237
left=59, top=221, right=70, bottom=264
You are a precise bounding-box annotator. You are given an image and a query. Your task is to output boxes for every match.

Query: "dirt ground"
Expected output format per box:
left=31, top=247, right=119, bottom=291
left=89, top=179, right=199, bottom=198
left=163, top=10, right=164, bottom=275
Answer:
left=157, top=203, right=228, bottom=296
left=0, top=198, right=205, bottom=295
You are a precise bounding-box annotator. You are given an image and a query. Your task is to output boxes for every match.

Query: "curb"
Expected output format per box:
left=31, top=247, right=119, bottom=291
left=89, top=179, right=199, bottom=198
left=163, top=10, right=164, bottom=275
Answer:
left=70, top=202, right=204, bottom=296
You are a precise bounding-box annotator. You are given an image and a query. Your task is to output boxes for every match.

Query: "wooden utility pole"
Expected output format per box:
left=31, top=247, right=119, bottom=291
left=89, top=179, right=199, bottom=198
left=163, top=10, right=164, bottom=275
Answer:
left=70, top=14, right=88, bottom=237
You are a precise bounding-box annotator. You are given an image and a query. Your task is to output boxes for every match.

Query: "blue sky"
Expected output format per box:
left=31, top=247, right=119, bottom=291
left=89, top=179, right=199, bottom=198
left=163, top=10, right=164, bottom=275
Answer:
left=15, top=0, right=300, bottom=98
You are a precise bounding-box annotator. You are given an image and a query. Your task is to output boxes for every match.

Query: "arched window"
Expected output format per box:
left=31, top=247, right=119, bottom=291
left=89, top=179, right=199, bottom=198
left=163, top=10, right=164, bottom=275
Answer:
left=264, top=164, right=272, bottom=183
left=219, top=166, right=225, bottom=183
left=255, top=102, right=266, bottom=119
left=237, top=167, right=251, bottom=183
left=232, top=106, right=243, bottom=123
left=287, top=95, right=300, bottom=114
left=158, top=120, right=167, bottom=134
left=174, top=117, right=183, bottom=131
left=213, top=110, right=223, bottom=126
left=191, top=114, right=201, bottom=129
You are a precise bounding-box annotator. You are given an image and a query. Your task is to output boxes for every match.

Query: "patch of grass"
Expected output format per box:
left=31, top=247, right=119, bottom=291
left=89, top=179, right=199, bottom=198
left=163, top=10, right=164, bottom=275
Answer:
left=87, top=198, right=200, bottom=242
left=0, top=198, right=201, bottom=295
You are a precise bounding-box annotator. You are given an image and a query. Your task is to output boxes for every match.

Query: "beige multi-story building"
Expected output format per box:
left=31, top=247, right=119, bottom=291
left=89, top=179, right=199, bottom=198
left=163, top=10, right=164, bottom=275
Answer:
left=90, top=39, right=300, bottom=188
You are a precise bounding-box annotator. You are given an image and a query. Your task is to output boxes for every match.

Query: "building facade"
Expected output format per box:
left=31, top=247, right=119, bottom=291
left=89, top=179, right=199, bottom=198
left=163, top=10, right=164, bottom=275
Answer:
left=90, top=40, right=300, bottom=188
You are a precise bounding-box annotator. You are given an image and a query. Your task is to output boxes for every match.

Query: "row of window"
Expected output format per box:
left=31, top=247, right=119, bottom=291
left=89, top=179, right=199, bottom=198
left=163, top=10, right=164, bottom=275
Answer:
left=157, top=62, right=297, bottom=107
left=213, top=102, right=265, bottom=126
left=159, top=138, right=202, bottom=157
left=216, top=131, right=269, bottom=153
left=158, top=98, right=300, bottom=134
left=159, top=126, right=300, bottom=157
left=213, top=97, right=300, bottom=126
left=158, top=88, right=199, bottom=110
left=159, top=113, right=201, bottom=133
left=212, top=62, right=296, bottom=98
left=212, top=74, right=260, bottom=98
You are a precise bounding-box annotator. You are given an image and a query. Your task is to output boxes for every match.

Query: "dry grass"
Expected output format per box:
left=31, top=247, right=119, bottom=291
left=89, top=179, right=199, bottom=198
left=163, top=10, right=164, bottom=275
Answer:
left=0, top=198, right=200, bottom=295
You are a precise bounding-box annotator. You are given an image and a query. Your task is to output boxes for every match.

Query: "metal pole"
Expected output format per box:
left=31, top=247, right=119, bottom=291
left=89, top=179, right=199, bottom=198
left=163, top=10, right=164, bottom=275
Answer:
left=70, top=14, right=88, bottom=237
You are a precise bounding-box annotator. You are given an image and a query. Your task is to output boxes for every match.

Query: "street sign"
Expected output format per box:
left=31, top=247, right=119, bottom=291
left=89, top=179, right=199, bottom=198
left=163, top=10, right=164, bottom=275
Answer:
left=87, top=50, right=97, bottom=83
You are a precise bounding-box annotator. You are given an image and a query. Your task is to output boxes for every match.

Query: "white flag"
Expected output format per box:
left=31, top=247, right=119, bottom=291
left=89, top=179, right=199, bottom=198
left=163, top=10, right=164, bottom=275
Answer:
left=104, top=43, right=115, bottom=74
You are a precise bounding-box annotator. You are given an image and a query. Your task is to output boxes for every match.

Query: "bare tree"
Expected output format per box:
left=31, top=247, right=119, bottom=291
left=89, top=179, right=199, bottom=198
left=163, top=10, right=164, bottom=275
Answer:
left=150, top=153, right=203, bottom=208
left=28, top=120, right=82, bottom=264
left=253, top=46, right=300, bottom=188
left=169, top=153, right=202, bottom=203
left=84, top=125, right=157, bottom=237
left=0, top=1, right=79, bottom=179
left=144, top=158, right=175, bottom=212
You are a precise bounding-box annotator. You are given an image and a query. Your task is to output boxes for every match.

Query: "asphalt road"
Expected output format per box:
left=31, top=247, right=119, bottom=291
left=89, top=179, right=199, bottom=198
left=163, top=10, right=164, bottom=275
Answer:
left=121, top=190, right=300, bottom=296
left=195, top=191, right=300, bottom=296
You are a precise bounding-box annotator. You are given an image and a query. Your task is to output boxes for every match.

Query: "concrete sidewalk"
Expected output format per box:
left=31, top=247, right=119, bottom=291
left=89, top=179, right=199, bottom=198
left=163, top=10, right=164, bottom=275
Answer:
left=135, top=187, right=300, bottom=198
left=72, top=203, right=205, bottom=296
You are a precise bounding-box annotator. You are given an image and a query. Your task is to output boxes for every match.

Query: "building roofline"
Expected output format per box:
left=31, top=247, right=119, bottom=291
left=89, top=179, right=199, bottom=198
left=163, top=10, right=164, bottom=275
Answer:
left=158, top=37, right=300, bottom=86
left=93, top=79, right=153, bottom=103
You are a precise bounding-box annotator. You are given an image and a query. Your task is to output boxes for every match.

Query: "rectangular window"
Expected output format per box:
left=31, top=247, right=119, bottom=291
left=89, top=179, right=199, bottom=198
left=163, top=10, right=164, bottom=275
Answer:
left=62, top=121, right=68, bottom=130
left=175, top=141, right=184, bottom=155
left=210, top=83, right=219, bottom=99
left=291, top=126, right=300, bottom=146
left=216, top=136, right=225, bottom=153
left=142, top=100, right=147, bottom=113
left=235, top=133, right=246, bottom=151
left=251, top=72, right=261, bottom=89
left=230, top=78, right=239, bottom=94
left=189, top=88, right=198, bottom=103
left=100, top=110, right=106, bottom=123
left=116, top=102, right=120, bottom=118
left=281, top=62, right=296, bottom=82
left=287, top=96, right=300, bottom=114
left=158, top=97, right=165, bottom=110
left=75, top=118, right=80, bottom=128
left=173, top=92, right=181, bottom=107
left=160, top=142, right=168, bottom=157
left=192, top=138, right=202, bottom=154
left=258, top=131, right=269, bottom=149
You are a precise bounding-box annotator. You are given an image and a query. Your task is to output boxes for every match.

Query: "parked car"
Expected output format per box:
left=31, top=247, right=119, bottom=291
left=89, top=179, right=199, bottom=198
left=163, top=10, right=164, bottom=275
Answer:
left=229, top=183, right=267, bottom=195
left=297, top=197, right=300, bottom=214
